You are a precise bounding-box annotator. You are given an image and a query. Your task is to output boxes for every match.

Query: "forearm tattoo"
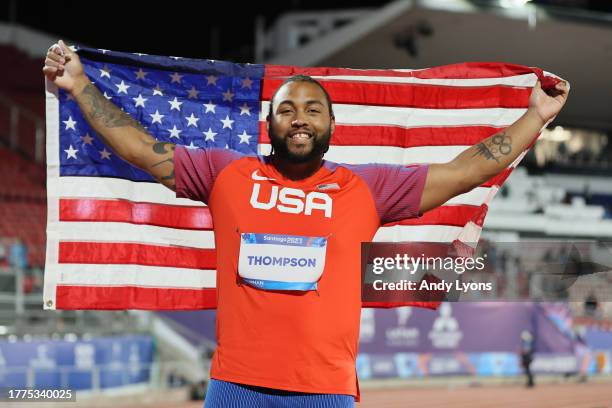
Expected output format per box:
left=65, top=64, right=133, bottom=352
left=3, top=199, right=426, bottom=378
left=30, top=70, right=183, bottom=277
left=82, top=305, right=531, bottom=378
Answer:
left=79, top=83, right=147, bottom=133
left=151, top=142, right=176, bottom=189
left=472, top=132, right=512, bottom=163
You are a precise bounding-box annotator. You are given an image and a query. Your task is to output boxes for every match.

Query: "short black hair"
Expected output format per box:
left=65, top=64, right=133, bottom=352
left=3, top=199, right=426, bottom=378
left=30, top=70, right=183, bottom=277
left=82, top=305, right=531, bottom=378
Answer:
left=268, top=74, right=334, bottom=119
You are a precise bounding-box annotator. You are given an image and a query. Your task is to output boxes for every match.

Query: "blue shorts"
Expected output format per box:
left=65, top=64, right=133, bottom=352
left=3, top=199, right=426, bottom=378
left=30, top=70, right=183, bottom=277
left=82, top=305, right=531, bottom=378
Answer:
left=204, top=378, right=355, bottom=408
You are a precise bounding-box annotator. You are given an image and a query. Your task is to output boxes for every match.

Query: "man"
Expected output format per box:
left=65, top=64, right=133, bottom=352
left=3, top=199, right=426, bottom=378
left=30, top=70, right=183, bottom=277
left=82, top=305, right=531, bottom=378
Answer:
left=519, top=330, right=535, bottom=388
left=44, top=40, right=568, bottom=407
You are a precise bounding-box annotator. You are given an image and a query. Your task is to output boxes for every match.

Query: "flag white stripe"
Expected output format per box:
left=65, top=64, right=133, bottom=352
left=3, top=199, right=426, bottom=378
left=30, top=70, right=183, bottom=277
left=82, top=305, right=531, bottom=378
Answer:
left=374, top=225, right=465, bottom=242
left=44, top=84, right=61, bottom=309
left=55, top=177, right=205, bottom=206
left=445, top=187, right=490, bottom=206
left=309, top=73, right=537, bottom=87
left=52, top=222, right=216, bottom=249
left=260, top=101, right=526, bottom=127
left=52, top=264, right=216, bottom=289
left=56, top=175, right=492, bottom=207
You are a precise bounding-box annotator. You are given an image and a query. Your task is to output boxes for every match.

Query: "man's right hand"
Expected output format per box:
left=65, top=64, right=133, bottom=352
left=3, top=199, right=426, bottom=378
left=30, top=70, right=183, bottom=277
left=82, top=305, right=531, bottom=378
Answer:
left=43, top=40, right=88, bottom=94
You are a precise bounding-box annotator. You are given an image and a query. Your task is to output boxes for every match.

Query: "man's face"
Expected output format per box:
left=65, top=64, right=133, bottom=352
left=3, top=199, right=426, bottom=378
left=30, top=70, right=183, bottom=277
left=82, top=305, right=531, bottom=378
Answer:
left=268, top=81, right=335, bottom=163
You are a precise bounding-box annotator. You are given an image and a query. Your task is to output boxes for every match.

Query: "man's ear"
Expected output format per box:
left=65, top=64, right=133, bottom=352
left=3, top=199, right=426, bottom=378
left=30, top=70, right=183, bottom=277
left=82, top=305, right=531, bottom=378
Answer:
left=330, top=115, right=336, bottom=134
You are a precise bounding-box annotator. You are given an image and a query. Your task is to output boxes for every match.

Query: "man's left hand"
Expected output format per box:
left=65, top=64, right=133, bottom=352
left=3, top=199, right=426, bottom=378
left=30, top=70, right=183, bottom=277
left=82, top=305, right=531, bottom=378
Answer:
left=528, top=79, right=569, bottom=124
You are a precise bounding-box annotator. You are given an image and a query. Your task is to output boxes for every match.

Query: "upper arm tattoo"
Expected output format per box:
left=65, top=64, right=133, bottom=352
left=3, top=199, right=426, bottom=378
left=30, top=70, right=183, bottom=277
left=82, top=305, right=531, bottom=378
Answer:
left=79, top=83, right=147, bottom=133
left=472, top=132, right=512, bottom=163
left=77, top=84, right=176, bottom=190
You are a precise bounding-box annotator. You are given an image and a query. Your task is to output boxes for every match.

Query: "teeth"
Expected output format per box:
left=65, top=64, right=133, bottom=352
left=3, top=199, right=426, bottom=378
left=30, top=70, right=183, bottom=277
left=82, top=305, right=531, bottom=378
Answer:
left=291, top=133, right=310, bottom=139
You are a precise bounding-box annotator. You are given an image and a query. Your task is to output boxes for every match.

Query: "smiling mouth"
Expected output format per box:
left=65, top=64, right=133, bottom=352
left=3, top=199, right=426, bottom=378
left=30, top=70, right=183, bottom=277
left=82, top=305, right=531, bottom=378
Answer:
left=289, top=132, right=313, bottom=142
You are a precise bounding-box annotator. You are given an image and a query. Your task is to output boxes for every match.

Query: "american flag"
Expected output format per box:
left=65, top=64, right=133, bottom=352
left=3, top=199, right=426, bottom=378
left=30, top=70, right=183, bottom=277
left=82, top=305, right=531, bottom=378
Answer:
left=44, top=46, right=560, bottom=310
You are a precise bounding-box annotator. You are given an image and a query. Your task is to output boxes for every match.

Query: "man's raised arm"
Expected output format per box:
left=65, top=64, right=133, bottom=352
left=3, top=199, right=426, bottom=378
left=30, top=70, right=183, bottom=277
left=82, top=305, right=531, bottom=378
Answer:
left=43, top=40, right=176, bottom=191
left=419, top=79, right=569, bottom=214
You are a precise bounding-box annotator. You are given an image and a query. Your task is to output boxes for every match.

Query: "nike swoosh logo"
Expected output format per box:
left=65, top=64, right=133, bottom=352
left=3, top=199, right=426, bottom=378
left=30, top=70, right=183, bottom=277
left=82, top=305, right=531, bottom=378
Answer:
left=251, top=170, right=276, bottom=181
left=317, top=183, right=340, bottom=191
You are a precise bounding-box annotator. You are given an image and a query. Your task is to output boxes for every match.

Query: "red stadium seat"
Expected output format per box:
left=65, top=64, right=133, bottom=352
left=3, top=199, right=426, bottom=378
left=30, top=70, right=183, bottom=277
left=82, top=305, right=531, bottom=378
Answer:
left=0, top=45, right=45, bottom=159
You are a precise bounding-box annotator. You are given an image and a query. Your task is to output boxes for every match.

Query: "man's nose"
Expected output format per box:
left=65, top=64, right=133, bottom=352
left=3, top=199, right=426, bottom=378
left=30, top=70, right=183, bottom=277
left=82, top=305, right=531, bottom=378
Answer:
left=291, top=118, right=307, bottom=127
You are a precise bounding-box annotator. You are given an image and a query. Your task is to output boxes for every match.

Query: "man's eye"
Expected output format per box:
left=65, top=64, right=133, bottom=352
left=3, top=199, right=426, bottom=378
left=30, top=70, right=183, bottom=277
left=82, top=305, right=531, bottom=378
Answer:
left=308, top=109, right=320, bottom=114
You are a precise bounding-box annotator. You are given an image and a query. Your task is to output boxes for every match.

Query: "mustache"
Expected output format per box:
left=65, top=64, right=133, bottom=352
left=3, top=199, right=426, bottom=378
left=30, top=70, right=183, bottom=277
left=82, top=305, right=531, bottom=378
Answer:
left=269, top=127, right=332, bottom=163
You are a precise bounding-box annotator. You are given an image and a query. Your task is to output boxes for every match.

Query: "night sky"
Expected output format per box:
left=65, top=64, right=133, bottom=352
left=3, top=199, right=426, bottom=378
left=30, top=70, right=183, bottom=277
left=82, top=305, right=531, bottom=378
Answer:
left=3, top=0, right=611, bottom=62
left=2, top=1, right=392, bottom=61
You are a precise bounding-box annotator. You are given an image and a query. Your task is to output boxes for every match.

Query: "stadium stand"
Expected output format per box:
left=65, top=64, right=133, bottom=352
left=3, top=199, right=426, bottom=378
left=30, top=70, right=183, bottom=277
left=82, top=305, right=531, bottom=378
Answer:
left=0, top=45, right=44, bottom=158
left=0, top=42, right=46, bottom=267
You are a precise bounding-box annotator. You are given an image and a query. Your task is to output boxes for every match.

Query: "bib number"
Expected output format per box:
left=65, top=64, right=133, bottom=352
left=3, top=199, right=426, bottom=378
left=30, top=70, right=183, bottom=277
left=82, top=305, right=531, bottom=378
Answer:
left=238, top=232, right=328, bottom=291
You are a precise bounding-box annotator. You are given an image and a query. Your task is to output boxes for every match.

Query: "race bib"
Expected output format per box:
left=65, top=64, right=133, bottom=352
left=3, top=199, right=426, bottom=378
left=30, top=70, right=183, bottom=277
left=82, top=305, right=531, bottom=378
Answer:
left=238, top=232, right=328, bottom=291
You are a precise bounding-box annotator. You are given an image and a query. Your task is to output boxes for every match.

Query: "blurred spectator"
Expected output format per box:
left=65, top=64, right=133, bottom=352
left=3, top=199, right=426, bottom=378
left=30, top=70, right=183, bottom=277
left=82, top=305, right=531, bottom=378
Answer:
left=167, top=370, right=187, bottom=388
left=519, top=330, right=535, bottom=388
left=558, top=140, right=568, bottom=162
left=574, top=329, right=592, bottom=383
left=584, top=292, right=599, bottom=318
left=9, top=238, right=28, bottom=269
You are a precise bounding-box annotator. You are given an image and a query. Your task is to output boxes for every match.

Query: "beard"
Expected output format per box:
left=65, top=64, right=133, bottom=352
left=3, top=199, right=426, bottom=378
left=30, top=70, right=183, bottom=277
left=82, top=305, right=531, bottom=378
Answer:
left=269, top=125, right=332, bottom=164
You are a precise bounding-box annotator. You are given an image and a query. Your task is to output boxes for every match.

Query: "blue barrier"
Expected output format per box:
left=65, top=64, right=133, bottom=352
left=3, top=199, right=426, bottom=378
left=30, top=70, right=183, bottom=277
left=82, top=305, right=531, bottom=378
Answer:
left=0, top=335, right=154, bottom=389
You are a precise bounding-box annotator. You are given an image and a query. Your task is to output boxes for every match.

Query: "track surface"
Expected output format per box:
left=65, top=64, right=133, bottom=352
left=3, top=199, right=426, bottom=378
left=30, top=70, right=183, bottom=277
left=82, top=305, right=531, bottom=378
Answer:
left=136, top=382, right=611, bottom=408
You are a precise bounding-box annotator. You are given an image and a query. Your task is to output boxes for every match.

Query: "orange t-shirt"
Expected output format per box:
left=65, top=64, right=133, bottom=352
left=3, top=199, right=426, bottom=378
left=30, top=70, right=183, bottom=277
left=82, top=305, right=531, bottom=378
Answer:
left=175, top=147, right=428, bottom=399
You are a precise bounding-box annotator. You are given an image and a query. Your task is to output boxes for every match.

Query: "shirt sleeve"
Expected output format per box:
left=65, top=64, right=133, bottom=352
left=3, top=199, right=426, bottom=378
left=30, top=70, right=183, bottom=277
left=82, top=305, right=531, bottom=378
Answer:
left=174, top=146, right=242, bottom=204
left=350, top=163, right=429, bottom=225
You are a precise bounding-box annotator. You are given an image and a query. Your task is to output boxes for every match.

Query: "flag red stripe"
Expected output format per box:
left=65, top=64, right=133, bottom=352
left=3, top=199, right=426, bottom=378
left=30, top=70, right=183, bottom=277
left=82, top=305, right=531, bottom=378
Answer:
left=384, top=204, right=483, bottom=228
left=483, top=167, right=513, bottom=188
left=56, top=285, right=217, bottom=309
left=58, top=197, right=492, bottom=230
left=262, top=79, right=530, bottom=108
left=59, top=242, right=217, bottom=269
left=264, top=62, right=541, bottom=80
left=258, top=122, right=504, bottom=148
left=60, top=198, right=213, bottom=230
